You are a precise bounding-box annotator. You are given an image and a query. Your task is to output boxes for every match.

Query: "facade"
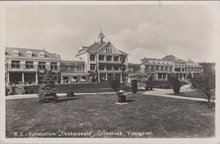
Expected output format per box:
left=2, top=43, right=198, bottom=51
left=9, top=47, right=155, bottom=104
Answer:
left=60, top=60, right=89, bottom=83
left=5, top=32, right=203, bottom=86
left=5, top=47, right=61, bottom=86
left=76, top=31, right=128, bottom=82
left=128, top=55, right=203, bottom=81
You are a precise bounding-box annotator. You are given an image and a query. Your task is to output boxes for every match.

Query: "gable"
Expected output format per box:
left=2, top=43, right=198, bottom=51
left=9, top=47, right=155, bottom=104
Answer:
left=98, top=42, right=125, bottom=55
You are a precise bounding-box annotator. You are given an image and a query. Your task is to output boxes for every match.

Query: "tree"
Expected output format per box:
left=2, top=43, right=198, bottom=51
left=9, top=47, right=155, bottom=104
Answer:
left=120, top=55, right=127, bottom=84
left=38, top=70, right=58, bottom=103
left=131, top=79, right=138, bottom=94
left=190, top=71, right=215, bottom=108
left=110, top=79, right=120, bottom=92
left=168, top=73, right=180, bottom=94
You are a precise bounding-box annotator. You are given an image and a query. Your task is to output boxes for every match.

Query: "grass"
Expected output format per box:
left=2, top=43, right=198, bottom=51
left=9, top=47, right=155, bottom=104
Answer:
left=171, top=90, right=206, bottom=99
left=6, top=93, right=215, bottom=138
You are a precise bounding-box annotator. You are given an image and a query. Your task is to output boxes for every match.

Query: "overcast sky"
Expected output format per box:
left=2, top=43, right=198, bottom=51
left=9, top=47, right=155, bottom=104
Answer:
left=5, top=4, right=219, bottom=63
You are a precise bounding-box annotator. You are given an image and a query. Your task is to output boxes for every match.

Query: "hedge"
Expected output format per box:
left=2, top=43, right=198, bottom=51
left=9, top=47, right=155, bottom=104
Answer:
left=6, top=82, right=113, bottom=95
left=145, top=80, right=187, bottom=89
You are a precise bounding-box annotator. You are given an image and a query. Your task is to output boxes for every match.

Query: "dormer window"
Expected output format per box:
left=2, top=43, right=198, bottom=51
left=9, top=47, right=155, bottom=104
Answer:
left=26, top=50, right=32, bottom=57
left=12, top=50, right=19, bottom=56
left=39, top=51, right=45, bottom=57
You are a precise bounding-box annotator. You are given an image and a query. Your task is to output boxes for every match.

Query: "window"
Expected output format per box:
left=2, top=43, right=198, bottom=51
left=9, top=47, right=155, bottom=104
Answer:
left=99, top=65, right=105, bottom=70
left=38, top=62, right=46, bottom=70
left=11, top=60, right=20, bottom=69
left=99, top=55, right=105, bottom=61
left=106, top=65, right=112, bottom=70
left=106, top=47, right=113, bottom=53
left=77, top=65, right=82, bottom=71
left=158, top=73, right=162, bottom=79
left=12, top=50, right=19, bottom=56
left=120, top=56, right=126, bottom=62
left=174, top=67, right=181, bottom=72
left=114, top=56, right=119, bottom=62
left=90, top=64, right=96, bottom=70
left=25, top=61, right=34, bottom=69
left=71, top=65, right=75, bottom=71
left=107, top=56, right=112, bottom=61
left=39, top=51, right=45, bottom=57
left=51, top=62, right=57, bottom=70
left=165, top=67, right=168, bottom=71
left=90, top=54, right=95, bottom=61
left=114, top=65, right=119, bottom=71
left=26, top=51, right=32, bottom=57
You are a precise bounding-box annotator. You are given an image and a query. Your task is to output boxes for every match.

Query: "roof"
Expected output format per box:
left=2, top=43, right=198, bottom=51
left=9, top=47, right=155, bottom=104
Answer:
left=140, top=55, right=202, bottom=67
left=77, top=41, right=127, bottom=56
left=161, top=55, right=184, bottom=63
left=5, top=47, right=60, bottom=59
left=140, top=57, right=160, bottom=62
left=87, top=41, right=108, bottom=53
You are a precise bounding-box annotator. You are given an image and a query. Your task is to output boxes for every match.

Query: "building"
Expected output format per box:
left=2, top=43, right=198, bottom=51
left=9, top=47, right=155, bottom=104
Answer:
left=5, top=32, right=204, bottom=86
left=134, top=55, right=203, bottom=81
left=60, top=60, right=89, bottom=83
left=5, top=47, right=61, bottom=85
left=76, top=31, right=128, bottom=82
left=128, top=55, right=203, bottom=81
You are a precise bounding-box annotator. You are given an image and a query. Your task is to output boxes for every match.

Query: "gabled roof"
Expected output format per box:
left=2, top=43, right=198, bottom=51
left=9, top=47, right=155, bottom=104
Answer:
left=5, top=47, right=60, bottom=59
left=87, top=41, right=108, bottom=53
left=140, top=57, right=160, bottom=62
left=77, top=41, right=127, bottom=56
left=161, top=55, right=184, bottom=63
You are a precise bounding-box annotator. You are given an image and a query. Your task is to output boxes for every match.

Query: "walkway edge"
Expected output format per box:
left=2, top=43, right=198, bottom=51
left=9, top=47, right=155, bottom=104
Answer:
left=143, top=92, right=207, bottom=102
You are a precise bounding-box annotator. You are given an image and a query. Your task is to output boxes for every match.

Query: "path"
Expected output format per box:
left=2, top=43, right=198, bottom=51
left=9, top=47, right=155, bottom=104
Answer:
left=6, top=84, right=207, bottom=102
left=143, top=84, right=207, bottom=102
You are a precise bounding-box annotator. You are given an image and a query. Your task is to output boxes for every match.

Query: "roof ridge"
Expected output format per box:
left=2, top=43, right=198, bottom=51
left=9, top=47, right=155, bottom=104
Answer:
left=6, top=46, right=46, bottom=52
left=96, top=41, right=110, bottom=53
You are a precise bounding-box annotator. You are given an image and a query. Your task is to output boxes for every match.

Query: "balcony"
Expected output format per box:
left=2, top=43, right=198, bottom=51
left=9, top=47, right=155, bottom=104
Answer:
left=98, top=60, right=121, bottom=64
left=7, top=68, right=38, bottom=72
left=99, top=69, right=121, bottom=73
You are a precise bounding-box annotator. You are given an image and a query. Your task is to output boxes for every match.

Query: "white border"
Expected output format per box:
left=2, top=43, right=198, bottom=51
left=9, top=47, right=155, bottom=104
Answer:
left=0, top=1, right=219, bottom=144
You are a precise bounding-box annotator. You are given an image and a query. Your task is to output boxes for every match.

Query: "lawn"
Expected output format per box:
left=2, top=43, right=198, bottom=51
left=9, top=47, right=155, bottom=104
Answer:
left=171, top=90, right=208, bottom=99
left=6, top=93, right=215, bottom=138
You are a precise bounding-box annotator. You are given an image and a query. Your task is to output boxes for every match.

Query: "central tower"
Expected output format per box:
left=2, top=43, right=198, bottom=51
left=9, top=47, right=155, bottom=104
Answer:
left=98, top=29, right=105, bottom=43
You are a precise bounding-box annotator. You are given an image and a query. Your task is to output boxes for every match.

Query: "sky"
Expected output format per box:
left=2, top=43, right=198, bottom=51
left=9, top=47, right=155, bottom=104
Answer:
left=5, top=4, right=219, bottom=63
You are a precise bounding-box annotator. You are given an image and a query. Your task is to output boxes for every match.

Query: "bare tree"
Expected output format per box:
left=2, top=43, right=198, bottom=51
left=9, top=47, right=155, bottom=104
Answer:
left=190, top=63, right=215, bottom=107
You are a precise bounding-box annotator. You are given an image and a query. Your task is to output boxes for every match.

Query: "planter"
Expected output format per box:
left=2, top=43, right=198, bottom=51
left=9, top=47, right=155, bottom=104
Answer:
left=117, top=90, right=126, bottom=103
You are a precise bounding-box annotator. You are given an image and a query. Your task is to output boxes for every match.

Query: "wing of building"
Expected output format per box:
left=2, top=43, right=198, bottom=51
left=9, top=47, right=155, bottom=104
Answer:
left=128, top=55, right=203, bottom=81
left=5, top=47, right=61, bottom=85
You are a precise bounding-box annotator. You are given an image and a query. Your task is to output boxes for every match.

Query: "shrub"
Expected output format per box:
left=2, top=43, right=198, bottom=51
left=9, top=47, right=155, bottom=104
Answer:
left=110, top=80, right=120, bottom=92
left=131, top=79, right=138, bottom=94
left=120, top=83, right=131, bottom=91
left=168, top=73, right=180, bottom=94
left=24, top=86, right=34, bottom=94
left=67, top=90, right=75, bottom=97
left=38, top=70, right=58, bottom=103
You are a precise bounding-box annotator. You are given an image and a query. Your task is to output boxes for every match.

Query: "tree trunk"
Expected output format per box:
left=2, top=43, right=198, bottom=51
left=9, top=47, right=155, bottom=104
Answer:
left=208, top=98, right=212, bottom=108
